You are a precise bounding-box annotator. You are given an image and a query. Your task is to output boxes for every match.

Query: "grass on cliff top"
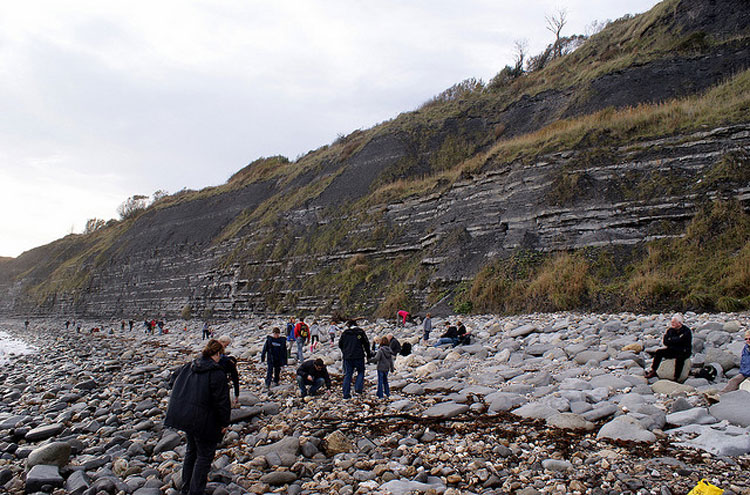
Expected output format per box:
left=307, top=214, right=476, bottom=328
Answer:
left=365, top=67, right=750, bottom=205
left=456, top=200, right=750, bottom=315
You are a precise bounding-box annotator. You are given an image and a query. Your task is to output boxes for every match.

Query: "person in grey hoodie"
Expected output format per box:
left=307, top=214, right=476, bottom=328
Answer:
left=373, top=336, right=395, bottom=399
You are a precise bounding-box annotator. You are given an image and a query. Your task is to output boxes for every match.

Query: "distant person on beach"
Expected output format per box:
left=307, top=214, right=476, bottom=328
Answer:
left=202, top=322, right=211, bottom=340
left=339, top=319, right=372, bottom=399
left=328, top=321, right=339, bottom=346
left=435, top=322, right=460, bottom=347
left=309, top=320, right=320, bottom=352
left=397, top=310, right=410, bottom=326
left=165, top=339, right=230, bottom=495
left=644, top=313, right=692, bottom=380
left=286, top=317, right=297, bottom=358
left=65, top=320, right=70, bottom=329
left=294, top=318, right=309, bottom=362
left=129, top=320, right=134, bottom=331
left=296, top=358, right=331, bottom=397
left=261, top=327, right=288, bottom=389
left=373, top=336, right=395, bottom=399
left=24, top=320, right=29, bottom=330
left=217, top=336, right=240, bottom=406
left=422, top=313, right=432, bottom=342
left=722, top=329, right=750, bottom=393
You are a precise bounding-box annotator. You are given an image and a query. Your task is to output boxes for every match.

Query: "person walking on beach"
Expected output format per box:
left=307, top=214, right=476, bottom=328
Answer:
left=296, top=358, right=331, bottom=397
left=217, top=336, right=240, bottom=406
left=644, top=313, right=692, bottom=381
left=722, top=329, right=750, bottom=393
left=24, top=320, right=29, bottom=330
left=309, top=320, right=320, bottom=353
left=202, top=321, right=211, bottom=340
left=339, top=319, right=372, bottom=399
left=328, top=321, right=339, bottom=346
left=422, top=313, right=432, bottom=343
left=294, top=318, right=309, bottom=363
left=261, top=327, right=288, bottom=389
left=373, top=336, right=395, bottom=399
left=165, top=339, right=230, bottom=495
left=286, top=317, right=297, bottom=358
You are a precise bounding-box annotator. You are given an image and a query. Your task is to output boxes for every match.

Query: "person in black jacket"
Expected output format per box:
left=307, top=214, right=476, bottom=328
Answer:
left=645, top=313, right=693, bottom=380
left=261, top=327, right=288, bottom=389
left=296, top=358, right=331, bottom=397
left=338, top=319, right=372, bottom=399
left=217, top=335, right=240, bottom=406
left=165, top=339, right=230, bottom=495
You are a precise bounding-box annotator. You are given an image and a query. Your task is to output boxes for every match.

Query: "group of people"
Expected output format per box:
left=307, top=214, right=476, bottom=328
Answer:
left=284, top=317, right=337, bottom=363
left=165, top=312, right=750, bottom=495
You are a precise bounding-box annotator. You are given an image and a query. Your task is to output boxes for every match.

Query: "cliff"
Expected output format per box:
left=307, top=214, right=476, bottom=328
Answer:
left=1, top=0, right=749, bottom=318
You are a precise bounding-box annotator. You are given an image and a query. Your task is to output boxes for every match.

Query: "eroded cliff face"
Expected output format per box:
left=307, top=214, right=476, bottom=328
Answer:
left=3, top=123, right=744, bottom=318
left=2, top=0, right=749, bottom=318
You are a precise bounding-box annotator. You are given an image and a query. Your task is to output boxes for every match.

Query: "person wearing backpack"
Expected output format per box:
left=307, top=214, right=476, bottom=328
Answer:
left=165, top=339, right=230, bottom=495
left=339, top=319, right=372, bottom=399
left=294, top=317, right=309, bottom=363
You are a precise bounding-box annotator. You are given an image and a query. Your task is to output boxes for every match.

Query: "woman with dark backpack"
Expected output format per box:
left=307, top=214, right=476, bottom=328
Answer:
left=165, top=339, right=230, bottom=495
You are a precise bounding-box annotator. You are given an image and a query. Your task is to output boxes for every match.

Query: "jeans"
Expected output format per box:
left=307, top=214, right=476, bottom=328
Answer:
left=376, top=370, right=390, bottom=398
left=342, top=358, right=365, bottom=399
left=297, top=376, right=325, bottom=396
left=265, top=362, right=281, bottom=387
left=182, top=433, right=218, bottom=495
left=434, top=337, right=457, bottom=347
left=296, top=340, right=305, bottom=362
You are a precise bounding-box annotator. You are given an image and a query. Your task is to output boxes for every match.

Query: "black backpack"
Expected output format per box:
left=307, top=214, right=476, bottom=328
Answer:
left=694, top=364, right=718, bottom=381
left=400, top=342, right=412, bottom=357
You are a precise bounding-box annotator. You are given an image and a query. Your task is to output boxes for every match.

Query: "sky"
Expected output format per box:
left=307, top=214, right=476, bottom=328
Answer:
left=0, top=0, right=662, bottom=258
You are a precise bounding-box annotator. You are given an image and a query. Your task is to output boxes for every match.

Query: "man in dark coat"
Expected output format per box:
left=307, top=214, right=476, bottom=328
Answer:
left=296, top=358, right=331, bottom=397
left=261, top=327, right=288, bottom=388
left=645, top=313, right=693, bottom=381
left=165, top=339, right=230, bottom=495
left=338, top=319, right=371, bottom=399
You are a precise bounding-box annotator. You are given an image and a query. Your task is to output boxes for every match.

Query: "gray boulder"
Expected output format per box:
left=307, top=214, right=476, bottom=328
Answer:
left=597, top=415, right=657, bottom=443
left=24, top=423, right=64, bottom=442
left=26, top=442, right=71, bottom=469
left=25, top=464, right=64, bottom=493
left=423, top=402, right=469, bottom=419
left=709, top=390, right=750, bottom=427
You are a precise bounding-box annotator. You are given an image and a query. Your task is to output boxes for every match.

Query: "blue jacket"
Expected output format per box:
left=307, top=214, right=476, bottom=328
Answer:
left=740, top=344, right=750, bottom=377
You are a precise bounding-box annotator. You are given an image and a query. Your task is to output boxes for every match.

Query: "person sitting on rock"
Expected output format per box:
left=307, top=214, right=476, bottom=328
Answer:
left=165, top=339, right=230, bottom=495
left=386, top=333, right=402, bottom=356
left=434, top=322, right=460, bottom=347
left=261, top=327, right=288, bottom=389
left=722, top=329, right=750, bottom=393
left=296, top=358, right=331, bottom=397
left=217, top=335, right=240, bottom=407
left=644, top=313, right=692, bottom=380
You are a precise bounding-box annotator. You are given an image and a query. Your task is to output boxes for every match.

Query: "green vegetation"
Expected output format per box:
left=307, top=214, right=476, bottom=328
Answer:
left=461, top=201, right=750, bottom=314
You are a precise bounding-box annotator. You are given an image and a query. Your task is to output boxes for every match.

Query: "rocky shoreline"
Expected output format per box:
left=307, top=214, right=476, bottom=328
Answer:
left=1, top=312, right=749, bottom=495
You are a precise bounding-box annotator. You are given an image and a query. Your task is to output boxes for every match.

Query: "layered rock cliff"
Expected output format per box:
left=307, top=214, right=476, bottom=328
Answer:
left=1, top=0, right=749, bottom=318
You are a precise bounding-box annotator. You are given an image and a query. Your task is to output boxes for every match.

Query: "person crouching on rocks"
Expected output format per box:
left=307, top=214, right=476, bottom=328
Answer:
left=644, top=313, right=692, bottom=380
left=261, top=327, right=288, bottom=389
left=296, top=358, right=331, bottom=397
left=373, top=336, right=395, bottom=399
left=165, top=339, right=230, bottom=495
left=722, top=329, right=750, bottom=393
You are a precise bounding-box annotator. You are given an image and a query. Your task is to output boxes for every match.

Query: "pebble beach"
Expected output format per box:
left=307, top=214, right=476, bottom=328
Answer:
left=1, top=312, right=749, bottom=495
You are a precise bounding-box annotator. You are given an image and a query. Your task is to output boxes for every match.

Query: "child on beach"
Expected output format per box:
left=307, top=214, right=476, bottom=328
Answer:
left=372, top=336, right=395, bottom=399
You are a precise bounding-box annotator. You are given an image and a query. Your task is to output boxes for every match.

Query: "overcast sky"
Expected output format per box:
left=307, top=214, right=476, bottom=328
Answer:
left=0, top=0, right=661, bottom=258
